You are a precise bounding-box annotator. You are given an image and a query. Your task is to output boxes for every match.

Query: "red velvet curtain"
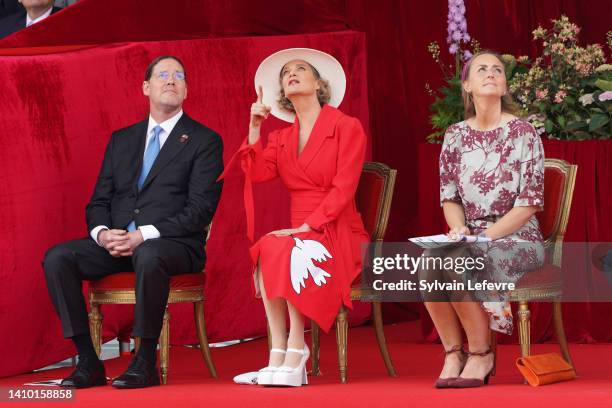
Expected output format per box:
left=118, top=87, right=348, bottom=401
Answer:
left=1, top=0, right=610, bottom=377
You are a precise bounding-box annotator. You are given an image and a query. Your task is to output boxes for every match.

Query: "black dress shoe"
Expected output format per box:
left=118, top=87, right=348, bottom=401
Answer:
left=111, top=355, right=160, bottom=389
left=60, top=356, right=107, bottom=389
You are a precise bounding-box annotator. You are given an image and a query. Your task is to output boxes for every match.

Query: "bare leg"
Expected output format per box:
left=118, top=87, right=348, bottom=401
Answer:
left=258, top=263, right=287, bottom=367
left=451, top=301, right=494, bottom=379
left=424, top=302, right=465, bottom=378
left=420, top=248, right=465, bottom=379
left=283, top=300, right=305, bottom=368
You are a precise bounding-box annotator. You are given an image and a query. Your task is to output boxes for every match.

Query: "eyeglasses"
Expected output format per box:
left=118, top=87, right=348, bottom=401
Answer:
left=154, top=71, right=186, bottom=82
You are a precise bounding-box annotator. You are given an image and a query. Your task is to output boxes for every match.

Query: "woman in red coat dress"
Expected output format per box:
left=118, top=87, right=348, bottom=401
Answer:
left=235, top=48, right=369, bottom=387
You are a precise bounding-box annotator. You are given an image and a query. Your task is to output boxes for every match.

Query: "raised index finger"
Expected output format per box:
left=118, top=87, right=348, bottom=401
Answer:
left=256, top=86, right=263, bottom=103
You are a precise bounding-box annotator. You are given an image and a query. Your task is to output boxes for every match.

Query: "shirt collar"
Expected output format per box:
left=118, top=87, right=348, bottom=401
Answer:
left=26, top=6, right=53, bottom=27
left=147, top=110, right=183, bottom=136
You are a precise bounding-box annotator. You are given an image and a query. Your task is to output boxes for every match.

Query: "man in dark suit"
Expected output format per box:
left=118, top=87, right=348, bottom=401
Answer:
left=43, top=56, right=224, bottom=389
left=0, top=0, right=61, bottom=38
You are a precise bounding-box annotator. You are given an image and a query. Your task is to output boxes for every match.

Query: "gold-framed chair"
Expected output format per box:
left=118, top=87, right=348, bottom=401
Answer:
left=88, top=226, right=218, bottom=384
left=310, top=161, right=398, bottom=383
left=504, top=158, right=578, bottom=368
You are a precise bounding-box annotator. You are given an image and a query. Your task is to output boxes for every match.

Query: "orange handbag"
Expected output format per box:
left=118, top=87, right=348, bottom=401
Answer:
left=516, top=353, right=576, bottom=386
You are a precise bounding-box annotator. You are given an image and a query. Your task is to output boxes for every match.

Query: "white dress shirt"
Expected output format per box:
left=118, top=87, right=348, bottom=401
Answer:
left=91, top=110, right=184, bottom=245
left=26, top=7, right=53, bottom=27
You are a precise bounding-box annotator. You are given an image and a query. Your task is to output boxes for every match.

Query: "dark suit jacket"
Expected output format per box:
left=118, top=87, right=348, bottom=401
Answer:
left=0, top=0, right=22, bottom=19
left=86, top=113, right=224, bottom=269
left=0, top=6, right=61, bottom=39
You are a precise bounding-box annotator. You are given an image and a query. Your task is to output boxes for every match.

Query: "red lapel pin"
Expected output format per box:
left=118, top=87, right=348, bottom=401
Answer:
left=179, top=134, right=189, bottom=143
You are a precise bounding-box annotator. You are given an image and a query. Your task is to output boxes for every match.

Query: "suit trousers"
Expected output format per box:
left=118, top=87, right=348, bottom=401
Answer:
left=43, top=237, right=199, bottom=339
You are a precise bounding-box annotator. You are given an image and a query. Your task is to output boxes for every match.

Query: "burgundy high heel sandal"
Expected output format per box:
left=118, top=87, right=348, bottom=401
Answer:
left=449, top=348, right=495, bottom=388
left=434, top=345, right=467, bottom=389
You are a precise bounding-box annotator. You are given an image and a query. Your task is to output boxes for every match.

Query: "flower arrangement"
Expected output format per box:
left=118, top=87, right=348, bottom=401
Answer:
left=509, top=16, right=611, bottom=140
left=426, top=14, right=611, bottom=143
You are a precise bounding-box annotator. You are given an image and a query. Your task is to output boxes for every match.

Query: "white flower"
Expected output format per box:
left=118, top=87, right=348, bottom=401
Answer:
left=579, top=93, right=595, bottom=106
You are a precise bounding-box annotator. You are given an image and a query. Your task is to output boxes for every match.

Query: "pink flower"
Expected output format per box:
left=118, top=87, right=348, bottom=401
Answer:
left=554, top=90, right=567, bottom=103
left=599, top=91, right=612, bottom=102
left=551, top=43, right=565, bottom=54
left=533, top=26, right=546, bottom=39
left=535, top=89, right=549, bottom=100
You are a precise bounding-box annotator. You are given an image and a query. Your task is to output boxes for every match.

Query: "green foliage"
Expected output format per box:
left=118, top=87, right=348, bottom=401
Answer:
left=426, top=74, right=464, bottom=143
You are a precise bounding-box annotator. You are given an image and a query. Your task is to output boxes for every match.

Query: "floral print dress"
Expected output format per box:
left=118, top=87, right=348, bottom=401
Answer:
left=439, top=118, right=545, bottom=335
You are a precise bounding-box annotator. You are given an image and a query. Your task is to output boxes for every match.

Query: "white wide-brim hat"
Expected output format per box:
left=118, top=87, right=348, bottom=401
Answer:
left=254, top=48, right=346, bottom=123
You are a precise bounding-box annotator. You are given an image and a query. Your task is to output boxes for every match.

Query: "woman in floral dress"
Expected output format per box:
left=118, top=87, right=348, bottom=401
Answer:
left=423, top=51, right=544, bottom=388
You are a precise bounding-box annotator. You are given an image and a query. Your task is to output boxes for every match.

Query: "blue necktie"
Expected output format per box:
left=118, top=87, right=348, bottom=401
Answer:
left=138, top=125, right=162, bottom=190
left=127, top=125, right=162, bottom=231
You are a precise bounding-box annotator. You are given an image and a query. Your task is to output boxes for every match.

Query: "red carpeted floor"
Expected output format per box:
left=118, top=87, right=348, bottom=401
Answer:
left=1, top=321, right=611, bottom=408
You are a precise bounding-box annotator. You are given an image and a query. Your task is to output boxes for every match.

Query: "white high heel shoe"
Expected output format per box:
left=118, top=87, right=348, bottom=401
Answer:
left=272, top=345, right=310, bottom=387
left=257, top=348, right=286, bottom=385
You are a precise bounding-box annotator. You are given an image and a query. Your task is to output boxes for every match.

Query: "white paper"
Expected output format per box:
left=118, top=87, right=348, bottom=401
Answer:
left=409, top=233, right=491, bottom=249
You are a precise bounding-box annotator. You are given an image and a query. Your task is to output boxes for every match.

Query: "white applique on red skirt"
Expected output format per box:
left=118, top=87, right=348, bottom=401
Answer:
left=290, top=237, right=333, bottom=294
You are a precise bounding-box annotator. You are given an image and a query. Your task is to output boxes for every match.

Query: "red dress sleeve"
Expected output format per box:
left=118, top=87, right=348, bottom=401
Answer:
left=240, top=131, right=280, bottom=182
left=218, top=130, right=282, bottom=241
left=305, top=116, right=367, bottom=231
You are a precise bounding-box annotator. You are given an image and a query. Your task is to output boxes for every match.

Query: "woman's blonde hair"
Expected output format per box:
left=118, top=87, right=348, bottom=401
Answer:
left=461, top=50, right=518, bottom=119
left=277, top=61, right=331, bottom=113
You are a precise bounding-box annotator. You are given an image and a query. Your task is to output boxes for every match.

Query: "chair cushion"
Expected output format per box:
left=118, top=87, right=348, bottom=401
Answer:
left=515, top=264, right=562, bottom=289
left=90, top=272, right=205, bottom=291
left=536, top=167, right=565, bottom=242
left=356, top=171, right=384, bottom=237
